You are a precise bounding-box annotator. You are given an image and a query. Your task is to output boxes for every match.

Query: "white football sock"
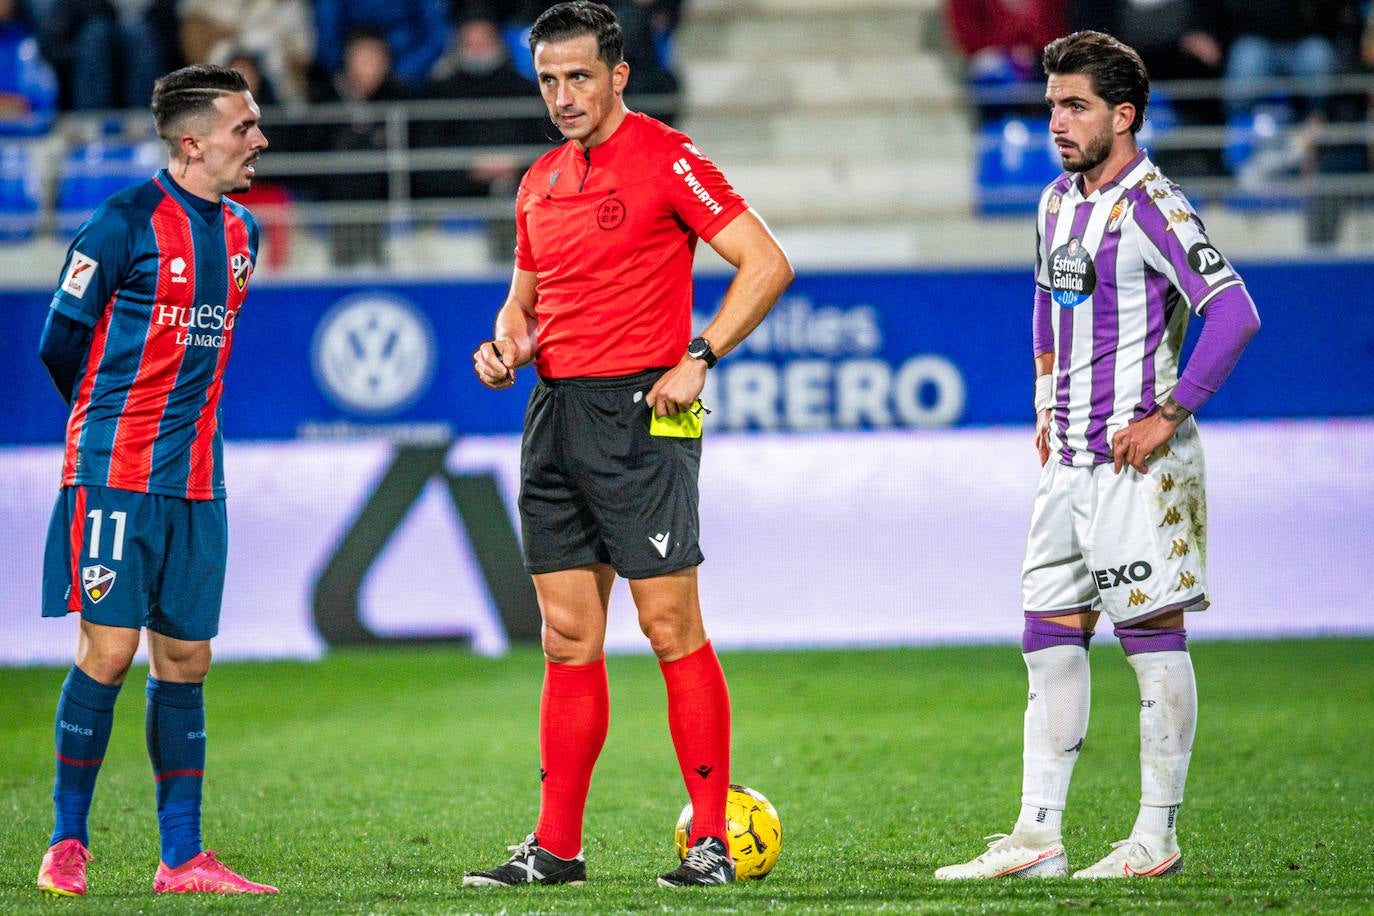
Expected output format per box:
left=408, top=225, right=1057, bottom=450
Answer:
left=1126, top=649, right=1197, bottom=839
left=1016, top=644, right=1091, bottom=837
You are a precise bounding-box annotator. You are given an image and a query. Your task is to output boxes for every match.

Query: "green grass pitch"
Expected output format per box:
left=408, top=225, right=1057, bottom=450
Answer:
left=1, top=639, right=1371, bottom=913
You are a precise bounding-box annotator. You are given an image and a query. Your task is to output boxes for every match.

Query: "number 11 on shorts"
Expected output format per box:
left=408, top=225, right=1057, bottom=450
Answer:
left=87, top=509, right=127, bottom=561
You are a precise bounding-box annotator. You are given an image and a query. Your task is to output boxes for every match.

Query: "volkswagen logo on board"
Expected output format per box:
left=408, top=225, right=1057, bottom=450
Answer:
left=311, top=293, right=436, bottom=416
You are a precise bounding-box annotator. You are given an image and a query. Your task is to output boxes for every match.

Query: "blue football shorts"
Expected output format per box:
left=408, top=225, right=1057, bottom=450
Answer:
left=42, top=484, right=228, bottom=640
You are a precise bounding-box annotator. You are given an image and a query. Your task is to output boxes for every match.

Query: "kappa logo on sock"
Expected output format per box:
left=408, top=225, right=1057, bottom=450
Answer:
left=81, top=565, right=116, bottom=603
left=693, top=765, right=714, bottom=779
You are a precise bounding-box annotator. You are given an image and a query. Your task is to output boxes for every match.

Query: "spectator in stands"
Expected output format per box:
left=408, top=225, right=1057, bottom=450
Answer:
left=1219, top=0, right=1348, bottom=124
left=29, top=0, right=179, bottom=110
left=464, top=0, right=683, bottom=119
left=1068, top=0, right=1225, bottom=176
left=944, top=0, right=1067, bottom=122
left=1301, top=1, right=1368, bottom=245
left=310, top=27, right=410, bottom=266
left=1217, top=0, right=1361, bottom=241
left=412, top=14, right=550, bottom=258
left=178, top=0, right=314, bottom=104
left=313, top=0, right=449, bottom=90
left=0, top=0, right=58, bottom=133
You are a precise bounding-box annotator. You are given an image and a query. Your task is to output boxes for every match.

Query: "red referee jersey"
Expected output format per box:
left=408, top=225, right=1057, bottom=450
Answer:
left=515, top=111, right=748, bottom=378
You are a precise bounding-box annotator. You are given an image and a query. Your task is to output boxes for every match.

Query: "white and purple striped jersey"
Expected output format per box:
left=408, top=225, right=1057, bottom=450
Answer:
left=1034, top=150, right=1246, bottom=466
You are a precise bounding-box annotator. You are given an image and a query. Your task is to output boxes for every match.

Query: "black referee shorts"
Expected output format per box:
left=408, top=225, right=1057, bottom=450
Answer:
left=519, top=368, right=704, bottom=579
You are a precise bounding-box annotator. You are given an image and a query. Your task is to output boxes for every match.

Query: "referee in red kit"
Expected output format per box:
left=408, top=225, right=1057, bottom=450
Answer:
left=466, top=0, right=793, bottom=891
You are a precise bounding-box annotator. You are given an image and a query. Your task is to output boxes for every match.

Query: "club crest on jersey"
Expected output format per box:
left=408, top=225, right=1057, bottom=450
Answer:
left=82, top=565, right=116, bottom=603
left=1106, top=199, right=1132, bottom=233
left=1050, top=236, right=1097, bottom=307
left=596, top=196, right=626, bottom=230
left=231, top=252, right=251, bottom=290
left=61, top=251, right=98, bottom=298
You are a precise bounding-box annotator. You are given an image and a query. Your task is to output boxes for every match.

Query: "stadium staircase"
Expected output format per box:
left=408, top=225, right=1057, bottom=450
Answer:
left=673, top=0, right=1033, bottom=268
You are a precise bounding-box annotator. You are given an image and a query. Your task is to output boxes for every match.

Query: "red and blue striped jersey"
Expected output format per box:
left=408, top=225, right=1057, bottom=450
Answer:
left=50, top=169, right=259, bottom=500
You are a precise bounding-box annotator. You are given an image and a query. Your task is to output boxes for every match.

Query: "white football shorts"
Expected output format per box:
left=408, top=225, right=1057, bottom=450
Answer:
left=1021, top=417, right=1209, bottom=625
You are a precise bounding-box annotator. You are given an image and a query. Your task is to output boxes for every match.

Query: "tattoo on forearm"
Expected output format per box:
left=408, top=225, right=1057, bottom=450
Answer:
left=1161, top=398, right=1192, bottom=422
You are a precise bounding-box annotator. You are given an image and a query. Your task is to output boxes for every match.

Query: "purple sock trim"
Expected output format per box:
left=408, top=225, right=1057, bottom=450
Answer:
left=1115, top=624, right=1188, bottom=655
left=1022, top=616, right=1093, bottom=653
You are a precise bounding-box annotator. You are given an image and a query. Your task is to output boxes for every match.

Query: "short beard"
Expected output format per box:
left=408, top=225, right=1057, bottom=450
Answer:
left=1062, top=127, right=1114, bottom=174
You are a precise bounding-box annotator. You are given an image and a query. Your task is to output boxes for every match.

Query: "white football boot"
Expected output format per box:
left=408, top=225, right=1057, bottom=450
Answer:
left=934, top=830, right=1068, bottom=879
left=1072, top=834, right=1182, bottom=879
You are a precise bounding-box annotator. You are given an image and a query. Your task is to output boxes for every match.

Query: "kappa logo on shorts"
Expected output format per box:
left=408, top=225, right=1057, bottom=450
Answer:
left=82, top=565, right=116, bottom=603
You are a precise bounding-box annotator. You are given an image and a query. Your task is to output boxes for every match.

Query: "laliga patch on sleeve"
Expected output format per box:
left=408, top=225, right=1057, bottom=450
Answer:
left=61, top=251, right=98, bottom=298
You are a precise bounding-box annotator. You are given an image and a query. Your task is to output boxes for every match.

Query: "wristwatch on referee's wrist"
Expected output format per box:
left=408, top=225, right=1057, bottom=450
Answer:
left=686, top=336, right=718, bottom=369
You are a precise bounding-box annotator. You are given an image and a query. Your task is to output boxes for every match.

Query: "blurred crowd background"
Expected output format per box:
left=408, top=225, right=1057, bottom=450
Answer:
left=1, top=0, right=1371, bottom=275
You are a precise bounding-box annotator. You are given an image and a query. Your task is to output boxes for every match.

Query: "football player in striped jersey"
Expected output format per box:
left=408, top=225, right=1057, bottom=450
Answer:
left=36, top=65, right=276, bottom=898
left=936, top=30, right=1259, bottom=882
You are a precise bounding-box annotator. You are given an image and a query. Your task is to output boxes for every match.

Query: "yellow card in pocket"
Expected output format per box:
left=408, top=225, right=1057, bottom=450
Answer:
left=649, top=401, right=705, bottom=439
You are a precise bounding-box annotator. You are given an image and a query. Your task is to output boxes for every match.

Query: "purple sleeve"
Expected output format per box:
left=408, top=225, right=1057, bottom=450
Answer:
left=1033, top=286, right=1053, bottom=355
left=1171, top=283, right=1260, bottom=412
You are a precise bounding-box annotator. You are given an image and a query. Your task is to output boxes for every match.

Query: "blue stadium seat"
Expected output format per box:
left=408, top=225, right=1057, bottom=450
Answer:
left=0, top=141, right=42, bottom=241
left=1222, top=105, right=1303, bottom=212
left=975, top=117, right=1061, bottom=215
left=55, top=140, right=164, bottom=236
left=0, top=32, right=58, bottom=137
left=502, top=24, right=536, bottom=81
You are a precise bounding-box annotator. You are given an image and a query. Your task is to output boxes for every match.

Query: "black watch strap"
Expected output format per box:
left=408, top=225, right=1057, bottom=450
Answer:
left=687, top=336, right=718, bottom=369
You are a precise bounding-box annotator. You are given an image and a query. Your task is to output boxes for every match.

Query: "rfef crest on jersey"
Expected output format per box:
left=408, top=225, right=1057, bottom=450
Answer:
left=597, top=196, right=626, bottom=230
left=82, top=565, right=116, bottom=603
left=231, top=252, right=251, bottom=290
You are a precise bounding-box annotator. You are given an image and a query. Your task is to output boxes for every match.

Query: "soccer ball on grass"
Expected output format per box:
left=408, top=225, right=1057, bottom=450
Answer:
left=673, top=783, right=782, bottom=880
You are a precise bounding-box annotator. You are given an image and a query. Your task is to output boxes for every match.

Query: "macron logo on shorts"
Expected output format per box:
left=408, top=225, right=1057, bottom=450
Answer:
left=62, top=251, right=98, bottom=298
left=649, top=531, right=671, bottom=558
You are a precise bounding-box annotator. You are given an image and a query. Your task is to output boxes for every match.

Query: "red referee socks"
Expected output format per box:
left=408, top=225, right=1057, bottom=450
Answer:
left=535, top=657, right=609, bottom=860
left=661, top=641, right=732, bottom=844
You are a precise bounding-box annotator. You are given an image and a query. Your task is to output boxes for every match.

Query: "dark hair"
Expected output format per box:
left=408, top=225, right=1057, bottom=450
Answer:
left=528, top=1, right=623, bottom=68
left=1042, top=30, right=1150, bottom=134
left=151, top=65, right=250, bottom=145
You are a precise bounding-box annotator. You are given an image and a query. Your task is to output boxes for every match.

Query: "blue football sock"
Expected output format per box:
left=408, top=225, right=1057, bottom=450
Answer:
left=51, top=666, right=121, bottom=847
left=145, top=677, right=206, bottom=868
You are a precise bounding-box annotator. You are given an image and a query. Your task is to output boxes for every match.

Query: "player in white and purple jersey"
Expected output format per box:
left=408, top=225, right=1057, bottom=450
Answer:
left=936, top=31, right=1259, bottom=882
left=35, top=65, right=276, bottom=899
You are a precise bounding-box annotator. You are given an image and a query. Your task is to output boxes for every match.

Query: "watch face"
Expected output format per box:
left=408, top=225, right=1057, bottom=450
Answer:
left=687, top=337, right=715, bottom=366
